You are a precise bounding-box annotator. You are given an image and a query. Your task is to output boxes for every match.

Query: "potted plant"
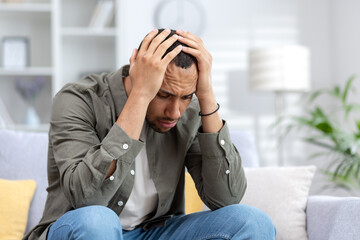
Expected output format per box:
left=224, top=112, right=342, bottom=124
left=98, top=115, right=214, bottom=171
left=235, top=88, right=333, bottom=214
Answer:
left=281, top=76, right=360, bottom=190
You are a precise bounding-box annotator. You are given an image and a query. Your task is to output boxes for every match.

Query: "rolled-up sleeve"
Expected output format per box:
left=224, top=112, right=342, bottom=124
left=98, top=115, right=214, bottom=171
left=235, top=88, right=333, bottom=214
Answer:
left=185, top=121, right=247, bottom=210
left=50, top=90, right=143, bottom=208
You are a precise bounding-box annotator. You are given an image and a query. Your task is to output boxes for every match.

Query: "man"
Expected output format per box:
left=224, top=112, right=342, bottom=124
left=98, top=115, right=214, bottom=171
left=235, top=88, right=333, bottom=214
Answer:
left=24, top=29, right=276, bottom=240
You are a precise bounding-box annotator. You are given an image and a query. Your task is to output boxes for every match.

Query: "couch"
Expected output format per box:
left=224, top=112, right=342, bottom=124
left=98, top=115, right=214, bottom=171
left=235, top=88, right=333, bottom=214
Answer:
left=1, top=128, right=360, bottom=240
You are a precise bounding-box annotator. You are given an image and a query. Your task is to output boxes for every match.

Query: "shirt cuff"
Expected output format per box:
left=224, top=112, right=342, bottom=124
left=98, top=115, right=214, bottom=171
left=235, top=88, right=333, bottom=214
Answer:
left=101, top=123, right=144, bottom=163
left=197, top=120, right=232, bottom=157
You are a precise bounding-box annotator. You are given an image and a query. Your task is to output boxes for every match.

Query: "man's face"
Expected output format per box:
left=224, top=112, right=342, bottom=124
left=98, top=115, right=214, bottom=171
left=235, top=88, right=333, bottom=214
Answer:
left=146, top=63, right=198, bottom=133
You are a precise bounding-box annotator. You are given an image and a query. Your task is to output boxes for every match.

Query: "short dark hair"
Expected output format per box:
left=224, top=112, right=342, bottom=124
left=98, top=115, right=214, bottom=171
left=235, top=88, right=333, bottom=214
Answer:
left=138, top=28, right=197, bottom=69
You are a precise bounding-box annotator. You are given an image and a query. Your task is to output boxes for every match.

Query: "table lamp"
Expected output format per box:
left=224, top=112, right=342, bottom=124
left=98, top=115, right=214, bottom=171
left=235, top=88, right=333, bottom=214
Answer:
left=248, top=45, right=311, bottom=165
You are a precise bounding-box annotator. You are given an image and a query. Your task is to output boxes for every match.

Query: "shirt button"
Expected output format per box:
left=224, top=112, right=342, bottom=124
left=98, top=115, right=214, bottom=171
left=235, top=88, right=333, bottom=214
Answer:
left=225, top=170, right=230, bottom=175
left=220, top=139, right=225, bottom=145
left=122, top=143, right=129, bottom=150
left=109, top=175, right=115, bottom=181
left=130, top=170, right=135, bottom=175
left=118, top=201, right=124, bottom=207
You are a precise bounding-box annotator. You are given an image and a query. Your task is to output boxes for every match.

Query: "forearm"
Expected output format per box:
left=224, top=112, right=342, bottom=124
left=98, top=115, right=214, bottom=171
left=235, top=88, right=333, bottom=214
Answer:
left=198, top=91, right=223, bottom=133
left=116, top=92, right=150, bottom=140
left=105, top=92, right=150, bottom=178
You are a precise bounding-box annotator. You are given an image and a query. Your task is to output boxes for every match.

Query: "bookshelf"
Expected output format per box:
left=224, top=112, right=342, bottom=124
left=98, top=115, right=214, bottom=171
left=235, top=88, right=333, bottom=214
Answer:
left=0, top=0, right=121, bottom=129
left=0, top=67, right=52, bottom=76
left=61, top=27, right=117, bottom=37
left=0, top=3, right=52, bottom=12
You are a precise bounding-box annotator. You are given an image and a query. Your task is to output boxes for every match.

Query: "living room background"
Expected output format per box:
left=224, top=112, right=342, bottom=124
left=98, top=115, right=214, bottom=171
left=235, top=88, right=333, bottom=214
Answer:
left=1, top=0, right=360, bottom=196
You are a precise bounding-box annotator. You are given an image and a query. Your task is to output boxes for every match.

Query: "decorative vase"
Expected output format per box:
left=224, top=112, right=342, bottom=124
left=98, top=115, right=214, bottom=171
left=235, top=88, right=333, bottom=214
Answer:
left=25, top=104, right=40, bottom=126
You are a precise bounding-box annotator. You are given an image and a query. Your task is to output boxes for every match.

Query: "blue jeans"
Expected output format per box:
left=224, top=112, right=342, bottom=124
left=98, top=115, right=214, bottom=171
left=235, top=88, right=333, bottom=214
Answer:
left=47, top=205, right=276, bottom=240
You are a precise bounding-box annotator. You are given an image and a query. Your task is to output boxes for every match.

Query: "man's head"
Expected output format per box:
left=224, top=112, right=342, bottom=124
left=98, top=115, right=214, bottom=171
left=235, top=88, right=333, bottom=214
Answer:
left=138, top=29, right=197, bottom=69
left=140, top=29, right=199, bottom=133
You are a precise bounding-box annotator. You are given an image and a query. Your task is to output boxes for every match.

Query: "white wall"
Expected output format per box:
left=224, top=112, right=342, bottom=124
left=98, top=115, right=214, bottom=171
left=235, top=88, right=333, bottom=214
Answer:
left=331, top=0, right=360, bottom=86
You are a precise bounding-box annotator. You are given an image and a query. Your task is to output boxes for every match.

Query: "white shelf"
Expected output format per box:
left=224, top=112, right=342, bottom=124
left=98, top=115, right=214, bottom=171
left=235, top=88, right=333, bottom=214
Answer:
left=61, top=27, right=117, bottom=37
left=0, top=0, right=122, bottom=124
left=1, top=124, right=50, bottom=132
left=0, top=67, right=53, bottom=77
left=0, top=3, right=51, bottom=12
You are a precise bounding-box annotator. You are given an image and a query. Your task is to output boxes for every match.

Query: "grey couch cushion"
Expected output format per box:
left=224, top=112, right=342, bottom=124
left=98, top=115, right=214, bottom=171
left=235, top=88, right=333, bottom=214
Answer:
left=230, top=130, right=260, bottom=167
left=0, top=129, right=49, bottom=234
left=306, top=195, right=360, bottom=240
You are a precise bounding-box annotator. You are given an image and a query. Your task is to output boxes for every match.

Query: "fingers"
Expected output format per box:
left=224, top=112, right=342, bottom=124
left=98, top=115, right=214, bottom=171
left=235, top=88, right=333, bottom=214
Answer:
left=162, top=45, right=182, bottom=65
left=138, top=29, right=159, bottom=53
left=180, top=45, right=200, bottom=57
left=147, top=29, right=172, bottom=54
left=153, top=33, right=179, bottom=59
left=176, top=29, right=211, bottom=62
left=138, top=28, right=179, bottom=59
left=176, top=29, right=201, bottom=43
left=137, top=29, right=183, bottom=67
left=176, top=30, right=203, bottom=50
left=129, top=48, right=138, bottom=66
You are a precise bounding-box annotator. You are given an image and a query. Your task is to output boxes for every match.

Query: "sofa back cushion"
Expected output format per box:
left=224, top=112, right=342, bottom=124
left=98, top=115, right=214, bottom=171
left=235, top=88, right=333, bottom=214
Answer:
left=0, top=129, right=48, bottom=234
left=307, top=196, right=360, bottom=240
left=230, top=130, right=260, bottom=167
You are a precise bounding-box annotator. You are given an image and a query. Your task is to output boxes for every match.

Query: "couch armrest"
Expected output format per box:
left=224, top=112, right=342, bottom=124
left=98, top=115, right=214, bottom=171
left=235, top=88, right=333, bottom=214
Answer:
left=306, top=195, right=360, bottom=240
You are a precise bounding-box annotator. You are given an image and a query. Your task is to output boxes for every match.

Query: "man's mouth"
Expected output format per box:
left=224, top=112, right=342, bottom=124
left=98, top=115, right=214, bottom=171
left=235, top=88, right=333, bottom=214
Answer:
left=158, top=120, right=177, bottom=129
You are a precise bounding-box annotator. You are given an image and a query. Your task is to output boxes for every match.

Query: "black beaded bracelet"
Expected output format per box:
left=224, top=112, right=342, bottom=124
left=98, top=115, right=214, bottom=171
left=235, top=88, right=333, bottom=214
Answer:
left=199, top=103, right=220, bottom=116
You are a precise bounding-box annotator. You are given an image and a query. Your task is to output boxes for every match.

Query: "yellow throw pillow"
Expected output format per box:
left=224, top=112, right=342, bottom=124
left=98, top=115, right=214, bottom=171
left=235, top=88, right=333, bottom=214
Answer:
left=184, top=172, right=203, bottom=214
left=0, top=179, right=36, bottom=240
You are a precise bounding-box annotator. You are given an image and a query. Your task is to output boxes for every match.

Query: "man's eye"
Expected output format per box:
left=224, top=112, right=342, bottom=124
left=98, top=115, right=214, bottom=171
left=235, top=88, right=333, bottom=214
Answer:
left=182, top=94, right=193, bottom=100
left=157, top=94, right=169, bottom=99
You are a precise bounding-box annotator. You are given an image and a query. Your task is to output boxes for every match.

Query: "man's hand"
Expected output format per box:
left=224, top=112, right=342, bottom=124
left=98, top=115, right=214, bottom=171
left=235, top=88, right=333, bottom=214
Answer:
left=111, top=29, right=182, bottom=178
left=129, top=29, right=182, bottom=102
left=176, top=30, right=223, bottom=133
left=176, top=30, right=213, bottom=102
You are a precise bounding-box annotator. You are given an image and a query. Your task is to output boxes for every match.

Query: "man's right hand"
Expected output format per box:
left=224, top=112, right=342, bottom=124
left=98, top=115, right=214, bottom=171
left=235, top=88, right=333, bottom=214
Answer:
left=128, top=29, right=182, bottom=103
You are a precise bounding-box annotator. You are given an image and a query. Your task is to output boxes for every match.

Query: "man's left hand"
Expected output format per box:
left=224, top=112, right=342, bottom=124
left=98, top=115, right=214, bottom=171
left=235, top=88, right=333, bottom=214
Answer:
left=176, top=30, right=214, bottom=102
left=176, top=30, right=223, bottom=133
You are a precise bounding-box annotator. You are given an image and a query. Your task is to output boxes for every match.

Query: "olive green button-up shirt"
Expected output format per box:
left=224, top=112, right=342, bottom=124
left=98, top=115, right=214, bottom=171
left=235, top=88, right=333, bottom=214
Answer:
left=24, top=66, right=247, bottom=240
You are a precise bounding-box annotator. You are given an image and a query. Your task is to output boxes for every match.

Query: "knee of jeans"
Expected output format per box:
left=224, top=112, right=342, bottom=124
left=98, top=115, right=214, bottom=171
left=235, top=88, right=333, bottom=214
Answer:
left=221, top=204, right=276, bottom=236
left=76, top=205, right=122, bottom=235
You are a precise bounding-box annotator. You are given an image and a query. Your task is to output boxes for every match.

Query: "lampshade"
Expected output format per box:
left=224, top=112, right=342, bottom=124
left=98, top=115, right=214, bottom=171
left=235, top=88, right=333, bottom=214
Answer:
left=248, top=45, right=310, bottom=92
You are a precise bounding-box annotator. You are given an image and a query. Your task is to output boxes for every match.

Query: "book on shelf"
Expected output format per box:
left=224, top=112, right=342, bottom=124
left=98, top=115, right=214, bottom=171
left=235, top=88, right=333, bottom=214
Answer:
left=89, top=0, right=115, bottom=29
left=2, top=0, right=23, bottom=3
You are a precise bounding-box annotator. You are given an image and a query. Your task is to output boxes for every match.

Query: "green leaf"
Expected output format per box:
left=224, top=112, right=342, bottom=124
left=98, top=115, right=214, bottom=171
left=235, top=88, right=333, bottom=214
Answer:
left=344, top=164, right=354, bottom=179
left=304, top=138, right=336, bottom=151
left=308, top=151, right=332, bottom=159
left=333, top=160, right=348, bottom=180
left=309, top=90, right=325, bottom=103
left=315, top=122, right=333, bottom=133
left=342, top=75, right=356, bottom=104
left=331, top=86, right=342, bottom=100
left=356, top=121, right=360, bottom=134
left=345, top=103, right=360, bottom=119
left=354, top=159, right=360, bottom=178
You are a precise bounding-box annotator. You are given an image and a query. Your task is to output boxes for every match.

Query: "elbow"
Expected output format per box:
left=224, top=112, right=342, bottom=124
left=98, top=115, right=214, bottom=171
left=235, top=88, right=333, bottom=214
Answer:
left=61, top=166, right=98, bottom=208
left=62, top=175, right=88, bottom=208
left=203, top=177, right=247, bottom=211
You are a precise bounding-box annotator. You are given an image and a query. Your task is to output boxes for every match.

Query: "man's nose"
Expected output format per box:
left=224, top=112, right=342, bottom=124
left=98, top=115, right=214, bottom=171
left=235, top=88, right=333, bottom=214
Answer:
left=165, top=99, right=180, bottom=120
